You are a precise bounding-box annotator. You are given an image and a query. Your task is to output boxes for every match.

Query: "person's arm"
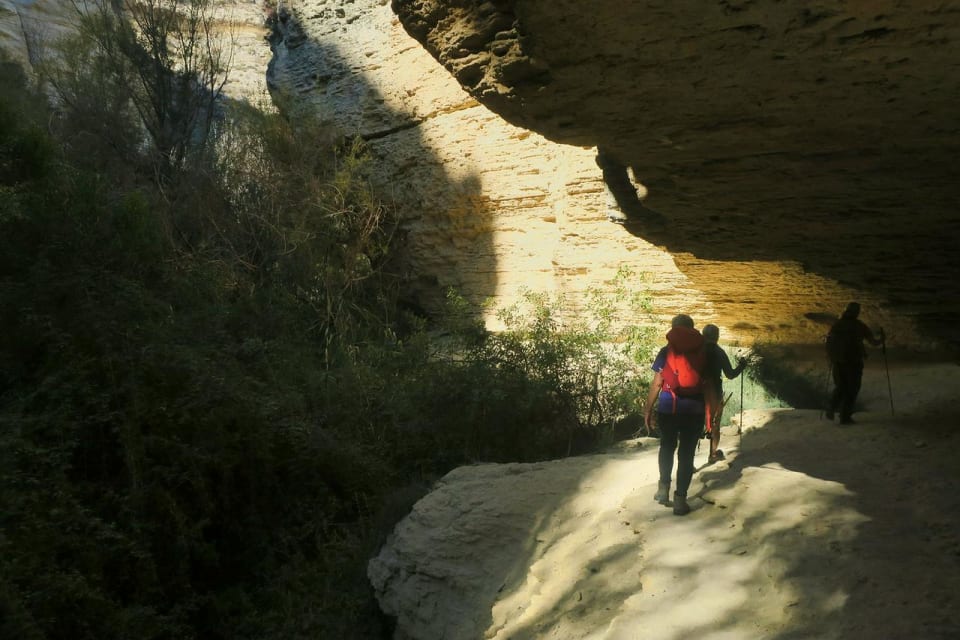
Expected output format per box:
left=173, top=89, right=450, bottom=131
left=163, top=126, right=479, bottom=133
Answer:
left=644, top=371, right=663, bottom=436
left=734, top=357, right=748, bottom=377
left=719, top=349, right=743, bottom=380
left=861, top=321, right=885, bottom=347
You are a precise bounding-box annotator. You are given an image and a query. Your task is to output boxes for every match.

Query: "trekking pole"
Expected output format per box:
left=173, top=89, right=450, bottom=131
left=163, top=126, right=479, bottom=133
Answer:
left=713, top=393, right=732, bottom=428
left=738, top=369, right=744, bottom=437
left=881, top=328, right=895, bottom=416
left=820, top=360, right=832, bottom=420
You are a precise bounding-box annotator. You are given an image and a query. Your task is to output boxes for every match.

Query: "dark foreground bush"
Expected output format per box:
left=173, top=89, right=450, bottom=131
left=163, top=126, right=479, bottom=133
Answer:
left=0, top=50, right=657, bottom=638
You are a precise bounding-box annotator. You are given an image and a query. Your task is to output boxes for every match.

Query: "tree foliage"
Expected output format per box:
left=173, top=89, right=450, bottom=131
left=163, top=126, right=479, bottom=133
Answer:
left=0, top=5, right=659, bottom=635
left=1, top=44, right=402, bottom=639
left=43, top=0, right=230, bottom=179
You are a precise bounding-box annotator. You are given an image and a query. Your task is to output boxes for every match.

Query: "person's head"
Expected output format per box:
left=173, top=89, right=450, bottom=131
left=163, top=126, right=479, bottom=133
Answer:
left=703, top=324, right=719, bottom=343
left=842, top=302, right=861, bottom=319
left=671, top=314, right=694, bottom=329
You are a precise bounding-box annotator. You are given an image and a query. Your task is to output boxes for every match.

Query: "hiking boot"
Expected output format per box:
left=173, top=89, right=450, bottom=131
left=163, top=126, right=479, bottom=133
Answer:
left=654, top=482, right=670, bottom=504
left=673, top=493, right=690, bottom=516
left=709, top=449, right=725, bottom=463
left=825, top=409, right=835, bottom=420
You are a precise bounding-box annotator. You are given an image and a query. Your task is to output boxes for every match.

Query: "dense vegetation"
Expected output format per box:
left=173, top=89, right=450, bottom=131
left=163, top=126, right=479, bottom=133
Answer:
left=0, top=3, right=662, bottom=637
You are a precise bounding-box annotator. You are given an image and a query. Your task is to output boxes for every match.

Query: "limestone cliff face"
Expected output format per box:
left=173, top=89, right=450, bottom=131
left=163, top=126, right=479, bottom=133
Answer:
left=0, top=0, right=72, bottom=68
left=0, top=0, right=940, bottom=347
left=388, top=0, right=960, bottom=348
left=264, top=0, right=715, bottom=335
left=0, top=0, right=272, bottom=104
left=265, top=0, right=926, bottom=346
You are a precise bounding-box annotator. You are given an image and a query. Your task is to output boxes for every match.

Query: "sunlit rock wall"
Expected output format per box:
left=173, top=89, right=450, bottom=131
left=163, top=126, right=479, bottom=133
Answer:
left=0, top=0, right=925, bottom=346
left=265, top=0, right=924, bottom=345
left=389, top=0, right=960, bottom=348
left=0, top=0, right=272, bottom=104
left=264, top=0, right=718, bottom=335
left=0, top=0, right=72, bottom=68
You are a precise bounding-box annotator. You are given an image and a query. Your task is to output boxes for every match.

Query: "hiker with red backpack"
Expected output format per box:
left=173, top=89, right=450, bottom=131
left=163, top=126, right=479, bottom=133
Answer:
left=643, top=314, right=718, bottom=516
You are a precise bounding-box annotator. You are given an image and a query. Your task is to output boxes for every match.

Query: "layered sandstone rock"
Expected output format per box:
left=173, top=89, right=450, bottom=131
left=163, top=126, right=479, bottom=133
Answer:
left=0, top=0, right=73, bottom=68
left=0, top=0, right=271, bottom=104
left=389, top=0, right=960, bottom=348
left=264, top=0, right=712, bottom=335
left=0, top=0, right=942, bottom=347
left=265, top=0, right=927, bottom=346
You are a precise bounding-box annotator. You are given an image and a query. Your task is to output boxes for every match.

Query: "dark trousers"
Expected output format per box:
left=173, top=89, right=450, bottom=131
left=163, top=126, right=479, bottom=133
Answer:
left=658, top=412, right=703, bottom=497
left=830, top=362, right=864, bottom=420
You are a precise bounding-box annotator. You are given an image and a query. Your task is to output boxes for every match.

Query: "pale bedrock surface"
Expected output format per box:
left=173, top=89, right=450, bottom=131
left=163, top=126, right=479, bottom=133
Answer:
left=369, top=364, right=960, bottom=639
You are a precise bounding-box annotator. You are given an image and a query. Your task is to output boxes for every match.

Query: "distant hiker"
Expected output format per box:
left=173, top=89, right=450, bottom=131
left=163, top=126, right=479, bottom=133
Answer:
left=825, top=302, right=885, bottom=424
left=702, top=324, right=747, bottom=463
left=644, top=314, right=717, bottom=516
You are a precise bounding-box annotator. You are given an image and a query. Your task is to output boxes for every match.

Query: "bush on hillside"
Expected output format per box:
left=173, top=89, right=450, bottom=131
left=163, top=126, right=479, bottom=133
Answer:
left=0, top=16, right=660, bottom=635
left=0, top=52, right=397, bottom=639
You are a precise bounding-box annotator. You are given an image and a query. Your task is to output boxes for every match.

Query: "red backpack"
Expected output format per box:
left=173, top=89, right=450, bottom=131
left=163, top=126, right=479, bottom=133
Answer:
left=661, top=326, right=706, bottom=396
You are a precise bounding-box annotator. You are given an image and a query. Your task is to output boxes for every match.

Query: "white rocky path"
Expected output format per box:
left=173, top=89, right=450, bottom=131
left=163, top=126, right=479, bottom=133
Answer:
left=369, top=362, right=960, bottom=640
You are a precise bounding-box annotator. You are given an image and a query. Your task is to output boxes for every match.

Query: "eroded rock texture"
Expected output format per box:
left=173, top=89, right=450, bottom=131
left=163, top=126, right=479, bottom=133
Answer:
left=0, top=0, right=272, bottom=104
left=392, top=0, right=960, bottom=348
left=3, top=0, right=954, bottom=347
left=265, top=0, right=727, bottom=338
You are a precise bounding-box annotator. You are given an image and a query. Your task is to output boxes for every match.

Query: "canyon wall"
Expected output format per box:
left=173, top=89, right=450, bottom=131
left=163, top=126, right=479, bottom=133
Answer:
left=2, top=0, right=941, bottom=347
left=266, top=0, right=923, bottom=346
left=389, top=0, right=960, bottom=349
left=265, top=0, right=718, bottom=336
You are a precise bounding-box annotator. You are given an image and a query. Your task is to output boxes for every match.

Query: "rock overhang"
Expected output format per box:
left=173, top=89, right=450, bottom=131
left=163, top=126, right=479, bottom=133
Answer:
left=392, top=0, right=960, bottom=350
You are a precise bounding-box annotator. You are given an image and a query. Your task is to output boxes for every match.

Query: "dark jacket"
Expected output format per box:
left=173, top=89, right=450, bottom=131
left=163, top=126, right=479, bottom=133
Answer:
left=827, top=316, right=878, bottom=364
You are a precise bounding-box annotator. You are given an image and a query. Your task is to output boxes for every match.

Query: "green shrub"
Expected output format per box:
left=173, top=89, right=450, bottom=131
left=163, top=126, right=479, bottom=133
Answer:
left=401, top=269, right=660, bottom=460
left=41, top=0, right=230, bottom=180
left=0, top=28, right=661, bottom=639
left=744, top=341, right=828, bottom=410
left=0, top=49, right=399, bottom=638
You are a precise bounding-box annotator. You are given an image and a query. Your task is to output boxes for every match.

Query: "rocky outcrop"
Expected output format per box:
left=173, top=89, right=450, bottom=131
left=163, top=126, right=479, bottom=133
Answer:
left=264, top=0, right=718, bottom=335
left=1, top=1, right=944, bottom=347
left=0, top=0, right=272, bottom=105
left=390, top=0, right=960, bottom=348
left=0, top=0, right=73, bottom=68
left=369, top=365, right=960, bottom=639
left=367, top=449, right=662, bottom=640
left=263, top=0, right=933, bottom=346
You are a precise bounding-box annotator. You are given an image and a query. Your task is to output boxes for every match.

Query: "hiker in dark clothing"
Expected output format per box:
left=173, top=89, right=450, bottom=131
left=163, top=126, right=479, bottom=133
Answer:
left=826, top=302, right=885, bottom=424
left=644, top=314, right=716, bottom=516
left=702, top=324, right=747, bottom=463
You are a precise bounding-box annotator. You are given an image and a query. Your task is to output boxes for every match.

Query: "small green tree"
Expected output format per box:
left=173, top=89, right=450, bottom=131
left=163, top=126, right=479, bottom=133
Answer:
left=207, top=106, right=402, bottom=362
left=421, top=267, right=659, bottom=457
left=0, top=56, right=403, bottom=638
left=486, top=268, right=657, bottom=438
left=44, top=0, right=231, bottom=180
